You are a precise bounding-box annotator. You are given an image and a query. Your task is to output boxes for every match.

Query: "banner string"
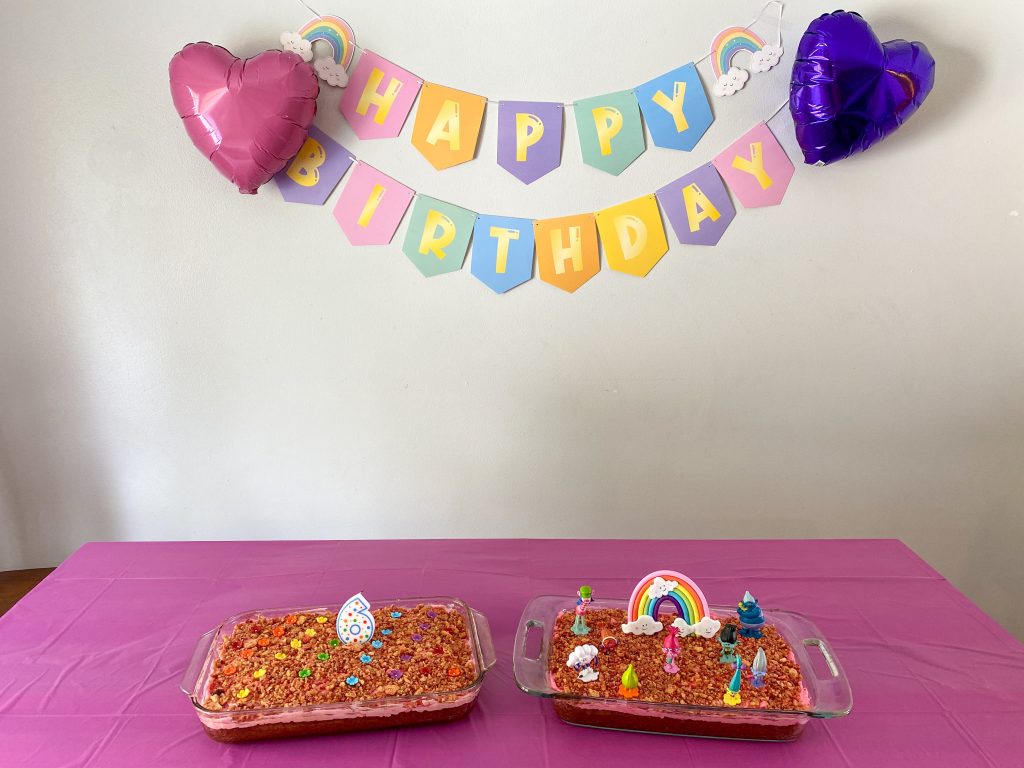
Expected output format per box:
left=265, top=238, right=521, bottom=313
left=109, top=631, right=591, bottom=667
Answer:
left=293, top=0, right=785, bottom=107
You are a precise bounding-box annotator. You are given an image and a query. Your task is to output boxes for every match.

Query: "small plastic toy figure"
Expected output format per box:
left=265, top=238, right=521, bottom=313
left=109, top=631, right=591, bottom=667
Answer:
left=662, top=625, right=681, bottom=674
left=618, top=663, right=640, bottom=699
left=601, top=635, right=618, bottom=652
left=723, top=658, right=743, bottom=706
left=737, top=590, right=765, bottom=639
left=572, top=585, right=593, bottom=636
left=566, top=644, right=600, bottom=682
left=718, top=624, right=739, bottom=664
left=751, top=647, right=768, bottom=689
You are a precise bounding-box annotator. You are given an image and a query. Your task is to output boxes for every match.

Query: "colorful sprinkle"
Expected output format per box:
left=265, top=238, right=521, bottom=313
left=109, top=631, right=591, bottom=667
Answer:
left=317, top=653, right=330, bottom=661
left=448, top=667, right=462, bottom=677
left=240, top=649, right=255, bottom=659
left=285, top=615, right=297, bottom=624
left=223, top=665, right=237, bottom=676
left=252, top=668, right=266, bottom=679
left=432, top=646, right=444, bottom=655
left=257, top=637, right=270, bottom=646
left=304, top=628, right=316, bottom=637
left=346, top=676, right=360, bottom=686
left=426, top=610, right=437, bottom=619
left=298, top=668, right=312, bottom=678
left=381, top=629, right=393, bottom=636
left=387, top=669, right=403, bottom=680
left=236, top=688, right=250, bottom=699
left=359, top=654, right=372, bottom=663
left=420, top=667, right=432, bottom=675
left=231, top=641, right=242, bottom=650
left=329, top=639, right=340, bottom=647
left=274, top=652, right=287, bottom=660
left=400, top=653, right=413, bottom=662
left=390, top=611, right=403, bottom=618
left=371, top=640, right=383, bottom=649
left=272, top=627, right=285, bottom=637
left=290, top=639, right=302, bottom=649
left=316, top=616, right=328, bottom=623
left=411, top=634, right=424, bottom=642
left=251, top=624, right=262, bottom=633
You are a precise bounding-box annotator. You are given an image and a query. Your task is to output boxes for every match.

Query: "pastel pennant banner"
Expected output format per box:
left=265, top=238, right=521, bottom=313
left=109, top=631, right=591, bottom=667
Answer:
left=471, top=215, right=536, bottom=294
left=275, top=125, right=354, bottom=205
left=712, top=122, right=794, bottom=208
left=656, top=163, right=736, bottom=246
left=595, top=195, right=669, bottom=278
left=333, top=162, right=415, bottom=245
left=339, top=51, right=422, bottom=140
left=401, top=195, right=477, bottom=277
left=534, top=214, right=600, bottom=293
left=573, top=91, right=646, bottom=176
left=635, top=63, right=715, bottom=152
left=496, top=101, right=564, bottom=185
left=411, top=83, right=488, bottom=170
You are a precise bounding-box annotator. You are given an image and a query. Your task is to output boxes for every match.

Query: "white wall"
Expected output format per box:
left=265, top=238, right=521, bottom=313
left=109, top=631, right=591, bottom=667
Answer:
left=1, top=1, right=1022, bottom=637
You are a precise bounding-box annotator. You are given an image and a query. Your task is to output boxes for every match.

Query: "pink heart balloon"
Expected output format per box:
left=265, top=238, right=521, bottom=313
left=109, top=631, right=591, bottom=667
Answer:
left=169, top=42, right=319, bottom=194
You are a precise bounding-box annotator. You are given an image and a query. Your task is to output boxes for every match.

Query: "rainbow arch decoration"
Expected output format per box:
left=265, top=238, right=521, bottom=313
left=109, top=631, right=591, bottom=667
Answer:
left=623, top=570, right=710, bottom=635
left=300, top=15, right=356, bottom=70
left=710, top=27, right=768, bottom=79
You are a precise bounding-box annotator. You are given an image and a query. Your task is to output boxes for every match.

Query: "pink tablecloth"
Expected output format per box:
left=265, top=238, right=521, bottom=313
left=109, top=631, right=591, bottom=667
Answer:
left=1, top=539, right=1022, bottom=767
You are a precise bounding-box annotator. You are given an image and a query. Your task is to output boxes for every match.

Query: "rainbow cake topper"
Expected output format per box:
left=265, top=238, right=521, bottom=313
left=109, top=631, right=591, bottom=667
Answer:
left=280, top=15, right=357, bottom=87
left=621, top=570, right=711, bottom=635
left=709, top=8, right=784, bottom=98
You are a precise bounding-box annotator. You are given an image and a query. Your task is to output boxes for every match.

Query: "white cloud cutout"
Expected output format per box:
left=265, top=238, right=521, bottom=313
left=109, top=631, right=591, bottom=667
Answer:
left=621, top=616, right=664, bottom=635
left=648, top=577, right=678, bottom=600
left=673, top=615, right=722, bottom=638
left=712, top=66, right=750, bottom=97
left=750, top=44, right=783, bottom=73
left=314, top=57, right=349, bottom=88
left=280, top=31, right=314, bottom=63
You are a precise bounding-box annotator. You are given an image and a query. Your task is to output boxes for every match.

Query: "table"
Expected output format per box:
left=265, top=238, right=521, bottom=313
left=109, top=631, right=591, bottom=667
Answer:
left=1, top=539, right=1022, bottom=766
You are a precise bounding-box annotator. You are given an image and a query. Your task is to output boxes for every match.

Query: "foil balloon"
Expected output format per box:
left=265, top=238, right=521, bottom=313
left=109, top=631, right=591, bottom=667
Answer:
left=789, top=11, right=935, bottom=166
left=169, top=42, right=319, bottom=194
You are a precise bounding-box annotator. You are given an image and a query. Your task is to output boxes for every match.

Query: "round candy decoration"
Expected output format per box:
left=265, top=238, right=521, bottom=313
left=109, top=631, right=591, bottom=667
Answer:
left=336, top=593, right=375, bottom=644
left=789, top=10, right=935, bottom=165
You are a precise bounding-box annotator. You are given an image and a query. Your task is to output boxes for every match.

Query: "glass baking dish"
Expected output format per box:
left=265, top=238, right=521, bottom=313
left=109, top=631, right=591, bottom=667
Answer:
left=514, top=595, right=852, bottom=741
left=180, top=597, right=495, bottom=742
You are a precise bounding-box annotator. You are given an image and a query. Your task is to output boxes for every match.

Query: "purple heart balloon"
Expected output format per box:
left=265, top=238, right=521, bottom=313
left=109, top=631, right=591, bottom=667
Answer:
left=789, top=11, right=935, bottom=165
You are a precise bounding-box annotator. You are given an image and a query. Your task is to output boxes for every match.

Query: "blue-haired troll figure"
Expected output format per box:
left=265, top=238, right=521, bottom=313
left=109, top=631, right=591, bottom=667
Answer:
left=737, top=591, right=765, bottom=639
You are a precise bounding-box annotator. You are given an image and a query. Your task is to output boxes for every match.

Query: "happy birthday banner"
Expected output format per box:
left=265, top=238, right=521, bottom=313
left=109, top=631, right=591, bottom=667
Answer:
left=276, top=116, right=795, bottom=293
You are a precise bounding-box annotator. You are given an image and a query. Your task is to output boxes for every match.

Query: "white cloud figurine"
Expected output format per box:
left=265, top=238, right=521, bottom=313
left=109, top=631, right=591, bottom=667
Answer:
left=621, top=615, right=664, bottom=635
left=673, top=615, right=722, bottom=638
left=648, top=577, right=678, bottom=600
left=314, top=57, right=349, bottom=88
left=280, top=31, right=313, bottom=62
left=713, top=66, right=749, bottom=97
left=750, top=44, right=784, bottom=73
left=567, top=644, right=599, bottom=680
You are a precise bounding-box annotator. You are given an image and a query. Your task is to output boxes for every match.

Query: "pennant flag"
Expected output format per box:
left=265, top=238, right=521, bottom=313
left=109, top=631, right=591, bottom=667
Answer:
left=573, top=90, right=645, bottom=175
left=401, top=195, right=477, bottom=277
left=595, top=195, right=669, bottom=277
left=656, top=163, right=736, bottom=246
left=333, top=162, right=415, bottom=245
left=496, top=101, right=563, bottom=184
left=471, top=215, right=535, bottom=293
left=635, top=63, right=714, bottom=152
left=712, top=122, right=794, bottom=207
left=339, top=51, right=422, bottom=140
left=411, top=82, right=488, bottom=170
left=275, top=126, right=354, bottom=205
left=534, top=214, right=600, bottom=292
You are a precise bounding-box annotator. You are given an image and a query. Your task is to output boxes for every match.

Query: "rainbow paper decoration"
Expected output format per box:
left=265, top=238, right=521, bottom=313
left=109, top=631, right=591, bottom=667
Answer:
left=627, top=570, right=710, bottom=627
left=710, top=27, right=768, bottom=79
left=299, top=15, right=356, bottom=70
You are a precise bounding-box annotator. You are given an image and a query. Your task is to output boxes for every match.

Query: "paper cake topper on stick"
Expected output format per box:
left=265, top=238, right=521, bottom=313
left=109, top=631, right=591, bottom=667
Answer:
left=336, top=593, right=375, bottom=644
left=282, top=15, right=357, bottom=87
left=710, top=2, right=784, bottom=97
